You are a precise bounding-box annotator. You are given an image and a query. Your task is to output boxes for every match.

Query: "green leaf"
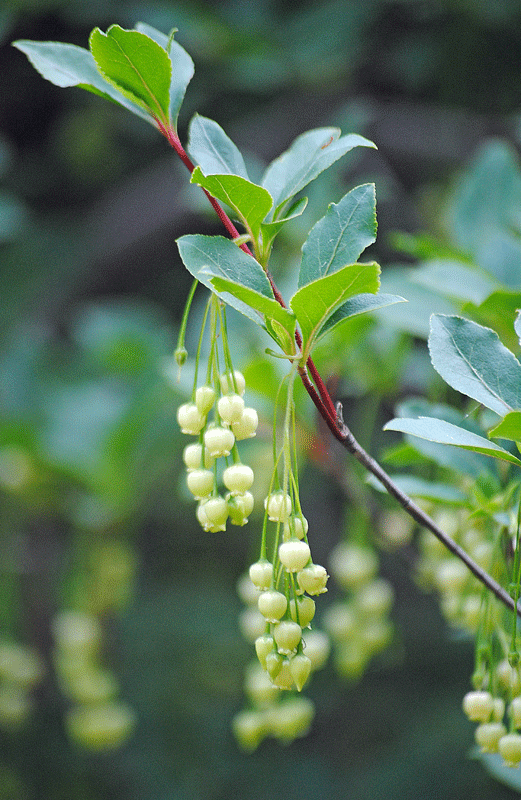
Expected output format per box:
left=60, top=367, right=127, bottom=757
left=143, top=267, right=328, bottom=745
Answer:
left=259, top=196, right=308, bottom=258
left=479, top=230, right=521, bottom=289
left=135, top=23, right=194, bottom=126
left=384, top=416, right=521, bottom=467
left=176, top=235, right=274, bottom=324
left=376, top=267, right=458, bottom=339
left=381, top=441, right=432, bottom=468
left=480, top=751, right=521, bottom=793
left=290, top=261, right=380, bottom=358
left=447, top=140, right=521, bottom=286
left=396, top=396, right=482, bottom=428
left=242, top=357, right=285, bottom=404
left=368, top=473, right=466, bottom=504
left=190, top=167, right=273, bottom=240
left=428, top=315, right=521, bottom=415
left=411, top=258, right=499, bottom=304
left=444, top=140, right=521, bottom=289
left=516, top=309, right=521, bottom=346
left=298, top=183, right=377, bottom=287
left=89, top=25, right=171, bottom=124
left=262, top=128, right=376, bottom=219
left=13, top=39, right=152, bottom=122
left=187, top=115, right=249, bottom=179
left=392, top=397, right=502, bottom=480
left=317, top=293, right=406, bottom=340
left=208, top=276, right=296, bottom=348
left=488, top=411, right=521, bottom=442
left=390, top=230, right=468, bottom=262
left=464, top=290, right=521, bottom=352
left=392, top=398, right=498, bottom=479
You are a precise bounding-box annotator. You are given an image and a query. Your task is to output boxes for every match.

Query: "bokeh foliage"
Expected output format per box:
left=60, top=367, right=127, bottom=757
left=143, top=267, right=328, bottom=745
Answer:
left=3, top=1, right=521, bottom=798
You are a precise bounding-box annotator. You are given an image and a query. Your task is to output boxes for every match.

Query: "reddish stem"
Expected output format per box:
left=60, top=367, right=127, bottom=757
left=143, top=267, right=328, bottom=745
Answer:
left=160, top=120, right=520, bottom=618
left=158, top=122, right=251, bottom=255
left=162, top=121, right=338, bottom=420
left=266, top=273, right=337, bottom=418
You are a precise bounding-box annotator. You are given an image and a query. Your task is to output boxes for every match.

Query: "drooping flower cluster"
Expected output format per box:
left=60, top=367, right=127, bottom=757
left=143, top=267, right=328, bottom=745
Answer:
left=459, top=597, right=521, bottom=768
left=179, top=369, right=258, bottom=530
left=415, top=510, right=494, bottom=634
left=177, top=295, right=258, bottom=532
left=0, top=638, right=45, bottom=730
left=52, top=610, right=136, bottom=750
left=324, top=541, right=394, bottom=681
left=234, top=531, right=331, bottom=750
left=232, top=369, right=331, bottom=749
left=411, top=506, right=521, bottom=768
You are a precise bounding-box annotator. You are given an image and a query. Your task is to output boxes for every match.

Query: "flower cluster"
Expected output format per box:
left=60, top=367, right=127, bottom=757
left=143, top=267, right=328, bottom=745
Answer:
left=178, top=368, right=258, bottom=531
left=233, top=438, right=331, bottom=750
left=415, top=510, right=493, bottom=634
left=52, top=610, right=136, bottom=750
left=0, top=638, right=45, bottom=730
left=81, top=539, right=137, bottom=615
left=234, top=539, right=331, bottom=750
left=324, top=541, right=394, bottom=681
left=463, top=686, right=521, bottom=768
left=411, top=508, right=521, bottom=768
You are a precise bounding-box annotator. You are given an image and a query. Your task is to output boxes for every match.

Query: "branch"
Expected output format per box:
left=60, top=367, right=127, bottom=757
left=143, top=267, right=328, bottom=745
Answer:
left=158, top=123, right=250, bottom=254
left=162, top=124, right=521, bottom=619
left=162, top=123, right=336, bottom=419
left=335, top=401, right=519, bottom=617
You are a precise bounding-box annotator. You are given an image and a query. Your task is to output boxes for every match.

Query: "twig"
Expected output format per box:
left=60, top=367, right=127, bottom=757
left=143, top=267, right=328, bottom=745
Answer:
left=162, top=124, right=521, bottom=619
left=332, top=402, right=519, bottom=617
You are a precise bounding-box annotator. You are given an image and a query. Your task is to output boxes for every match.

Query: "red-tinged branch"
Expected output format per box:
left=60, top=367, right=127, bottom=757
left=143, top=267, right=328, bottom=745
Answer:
left=158, top=122, right=251, bottom=255
left=162, top=121, right=520, bottom=618
left=161, top=122, right=335, bottom=416
left=266, top=272, right=337, bottom=420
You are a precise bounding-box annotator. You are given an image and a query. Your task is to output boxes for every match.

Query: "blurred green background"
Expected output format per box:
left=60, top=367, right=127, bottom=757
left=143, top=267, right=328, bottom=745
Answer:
left=3, top=0, right=521, bottom=798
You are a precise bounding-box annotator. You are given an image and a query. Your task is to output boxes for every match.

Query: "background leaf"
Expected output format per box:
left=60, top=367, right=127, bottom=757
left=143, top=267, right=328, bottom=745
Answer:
left=368, top=474, right=467, bottom=504
left=428, top=314, right=521, bottom=415
left=388, top=398, right=499, bottom=479
left=464, top=290, right=521, bottom=352
left=516, top=309, right=521, bottom=346
left=262, top=128, right=376, bottom=218
left=446, top=140, right=521, bottom=288
left=488, top=411, right=521, bottom=442
left=411, top=258, right=499, bottom=304
left=298, top=183, right=377, bottom=287
left=135, top=22, right=194, bottom=126
left=190, top=168, right=272, bottom=239
left=384, top=416, right=521, bottom=466
left=376, top=267, right=458, bottom=338
left=89, top=25, right=171, bottom=123
left=13, top=39, right=152, bottom=122
left=187, top=114, right=249, bottom=178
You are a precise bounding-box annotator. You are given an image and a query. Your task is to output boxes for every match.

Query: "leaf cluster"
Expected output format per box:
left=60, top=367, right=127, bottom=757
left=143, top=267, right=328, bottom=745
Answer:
left=13, top=23, right=406, bottom=365
left=379, top=143, right=521, bottom=523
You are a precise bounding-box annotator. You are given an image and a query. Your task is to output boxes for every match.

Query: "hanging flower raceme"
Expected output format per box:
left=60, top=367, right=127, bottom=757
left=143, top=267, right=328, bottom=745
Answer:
left=233, top=367, right=331, bottom=750
left=324, top=540, right=394, bottom=682
left=52, top=609, right=136, bottom=750
left=176, top=291, right=258, bottom=533
left=417, top=505, right=521, bottom=770
left=0, top=638, right=45, bottom=731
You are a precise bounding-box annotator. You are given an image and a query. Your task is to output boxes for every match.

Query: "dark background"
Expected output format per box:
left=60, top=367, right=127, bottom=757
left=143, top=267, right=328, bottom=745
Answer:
left=2, top=1, right=521, bottom=798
